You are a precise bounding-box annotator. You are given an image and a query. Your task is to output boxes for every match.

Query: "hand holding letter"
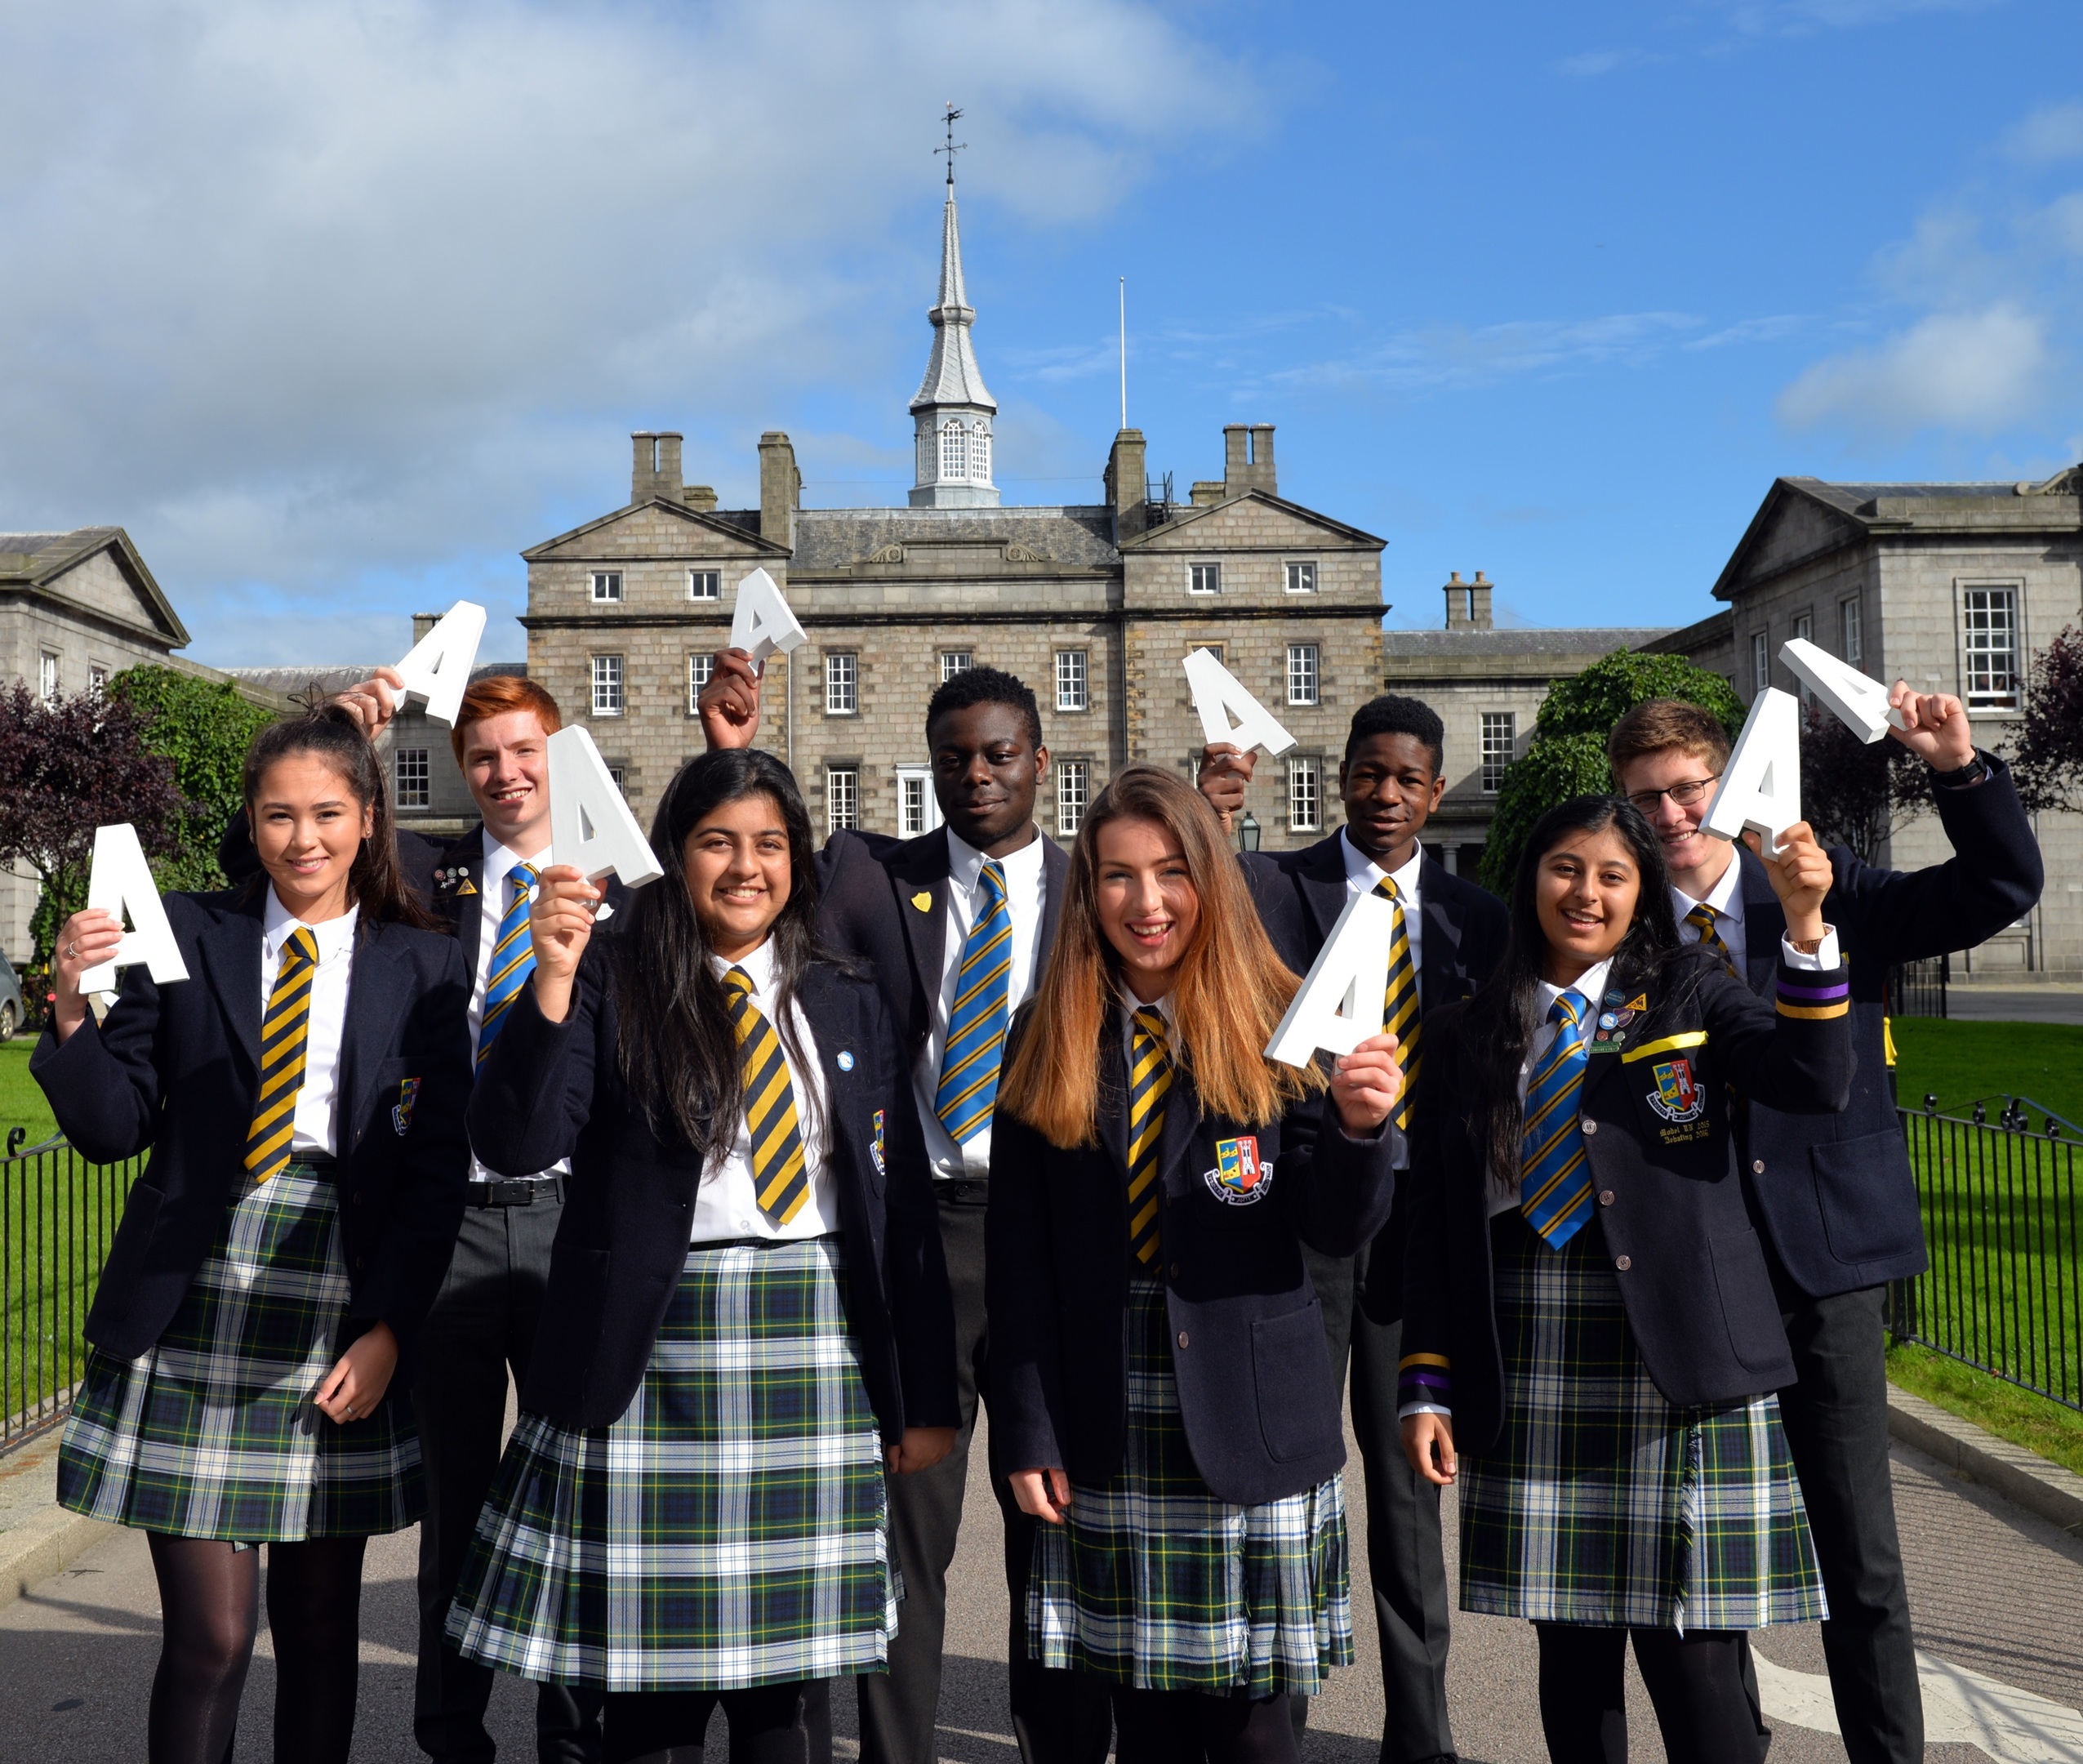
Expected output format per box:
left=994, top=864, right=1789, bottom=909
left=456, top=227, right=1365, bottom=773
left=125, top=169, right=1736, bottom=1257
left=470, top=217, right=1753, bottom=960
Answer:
left=697, top=649, right=763, bottom=751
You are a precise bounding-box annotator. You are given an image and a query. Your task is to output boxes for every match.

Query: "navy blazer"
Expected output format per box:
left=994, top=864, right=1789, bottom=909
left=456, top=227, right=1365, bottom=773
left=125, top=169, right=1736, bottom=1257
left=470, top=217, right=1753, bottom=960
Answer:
left=1401, top=945, right=1855, bottom=1452
left=987, top=1011, right=1400, bottom=1508
left=1733, top=753, right=2043, bottom=1298
left=469, top=951, right=959, bottom=1435
left=817, top=826, right=1068, bottom=1059
left=424, top=822, right=631, bottom=982
left=1238, top=835, right=1510, bottom=1319
left=29, top=890, right=474, bottom=1372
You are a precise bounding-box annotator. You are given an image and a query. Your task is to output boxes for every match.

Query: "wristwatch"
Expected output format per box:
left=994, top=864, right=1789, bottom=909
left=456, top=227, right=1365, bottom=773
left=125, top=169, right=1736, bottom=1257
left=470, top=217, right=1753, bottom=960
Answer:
left=1932, top=754, right=1987, bottom=788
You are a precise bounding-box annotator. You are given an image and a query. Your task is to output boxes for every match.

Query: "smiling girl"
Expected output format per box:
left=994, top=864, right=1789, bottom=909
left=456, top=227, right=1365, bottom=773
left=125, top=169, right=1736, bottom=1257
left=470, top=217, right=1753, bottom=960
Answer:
left=33, top=707, right=474, bottom=1764
left=1398, top=796, right=1853, bottom=1762
left=987, top=765, right=1403, bottom=1764
left=446, top=747, right=957, bottom=1764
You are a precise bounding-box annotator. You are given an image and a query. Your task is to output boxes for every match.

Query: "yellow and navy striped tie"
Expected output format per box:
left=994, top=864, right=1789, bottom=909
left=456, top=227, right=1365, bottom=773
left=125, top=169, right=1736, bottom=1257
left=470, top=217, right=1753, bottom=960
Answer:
left=1127, top=1008, right=1173, bottom=1267
left=1685, top=903, right=1738, bottom=978
left=935, top=860, right=1012, bottom=1144
left=1520, top=990, right=1594, bottom=1249
left=1373, top=877, right=1421, bottom=1133
left=244, top=927, right=319, bottom=1185
left=723, top=965, right=810, bottom=1227
left=478, top=862, right=540, bottom=1066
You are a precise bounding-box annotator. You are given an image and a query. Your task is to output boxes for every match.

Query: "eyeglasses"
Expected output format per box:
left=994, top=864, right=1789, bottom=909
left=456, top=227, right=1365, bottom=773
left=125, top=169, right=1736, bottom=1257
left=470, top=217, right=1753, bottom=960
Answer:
left=1626, top=777, right=1720, bottom=811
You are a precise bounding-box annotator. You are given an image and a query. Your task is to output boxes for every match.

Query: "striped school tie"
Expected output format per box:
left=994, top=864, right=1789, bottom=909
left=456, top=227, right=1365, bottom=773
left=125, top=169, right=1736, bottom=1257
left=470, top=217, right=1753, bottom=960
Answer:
left=935, top=861, right=1012, bottom=1145
left=1685, top=903, right=1738, bottom=978
left=477, top=862, right=540, bottom=1066
left=1373, top=877, right=1420, bottom=1133
left=723, top=965, right=810, bottom=1227
left=244, top=928, right=319, bottom=1184
left=1520, top=990, right=1594, bottom=1250
left=1127, top=1008, right=1173, bottom=1267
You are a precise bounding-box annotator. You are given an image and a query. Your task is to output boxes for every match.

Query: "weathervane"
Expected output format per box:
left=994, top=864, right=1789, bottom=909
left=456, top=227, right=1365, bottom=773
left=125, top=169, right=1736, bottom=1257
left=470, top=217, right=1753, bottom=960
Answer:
left=936, top=102, right=966, bottom=187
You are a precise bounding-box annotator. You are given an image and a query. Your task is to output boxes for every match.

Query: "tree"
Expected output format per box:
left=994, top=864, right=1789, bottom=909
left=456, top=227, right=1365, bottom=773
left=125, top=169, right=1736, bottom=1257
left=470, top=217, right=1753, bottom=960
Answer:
left=0, top=684, right=189, bottom=977
left=1797, top=702, right=1928, bottom=864
left=2010, top=622, right=2083, bottom=816
left=108, top=665, right=278, bottom=893
left=1477, top=650, right=1747, bottom=895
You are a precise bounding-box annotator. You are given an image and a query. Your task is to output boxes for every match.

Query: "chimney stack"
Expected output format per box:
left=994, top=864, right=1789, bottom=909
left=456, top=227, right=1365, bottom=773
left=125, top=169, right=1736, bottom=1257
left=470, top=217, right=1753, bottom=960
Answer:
left=412, top=612, right=438, bottom=644
left=1442, top=571, right=1496, bottom=630
left=1106, top=429, right=1148, bottom=541
left=1471, top=570, right=1494, bottom=630
left=1248, top=424, right=1276, bottom=497
left=1223, top=424, right=1249, bottom=492
left=759, top=432, right=799, bottom=550
left=630, top=432, right=658, bottom=504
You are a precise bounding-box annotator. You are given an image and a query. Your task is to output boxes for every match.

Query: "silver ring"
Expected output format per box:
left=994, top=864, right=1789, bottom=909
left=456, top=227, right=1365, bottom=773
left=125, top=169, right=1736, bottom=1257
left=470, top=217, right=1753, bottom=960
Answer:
left=344, top=1405, right=354, bottom=1419
left=65, top=943, right=76, bottom=959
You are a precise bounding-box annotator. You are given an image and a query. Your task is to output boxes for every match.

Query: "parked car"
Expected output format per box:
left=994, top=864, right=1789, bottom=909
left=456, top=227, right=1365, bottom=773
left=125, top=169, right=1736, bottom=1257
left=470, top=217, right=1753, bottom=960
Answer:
left=0, top=956, right=24, bottom=1040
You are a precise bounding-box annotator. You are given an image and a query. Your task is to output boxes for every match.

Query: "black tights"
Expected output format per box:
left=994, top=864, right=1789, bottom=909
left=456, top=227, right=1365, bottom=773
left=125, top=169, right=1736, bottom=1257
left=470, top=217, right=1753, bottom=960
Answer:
left=1110, top=1686, right=1297, bottom=1764
left=1535, top=1624, right=1765, bottom=1764
left=145, top=1533, right=368, bottom=1764
left=603, top=1681, right=816, bottom=1764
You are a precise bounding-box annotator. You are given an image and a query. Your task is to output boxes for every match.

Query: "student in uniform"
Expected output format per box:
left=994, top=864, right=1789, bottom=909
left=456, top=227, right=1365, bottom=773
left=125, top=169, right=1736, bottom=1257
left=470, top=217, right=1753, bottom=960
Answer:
left=34, top=707, right=474, bottom=1764
left=447, top=746, right=959, bottom=1764
left=988, top=764, right=1404, bottom=1764
left=1200, top=693, right=1507, bottom=1764
left=1398, top=795, right=1854, bottom=1762
left=1605, top=694, right=2042, bottom=1764
left=698, top=653, right=1109, bottom=1764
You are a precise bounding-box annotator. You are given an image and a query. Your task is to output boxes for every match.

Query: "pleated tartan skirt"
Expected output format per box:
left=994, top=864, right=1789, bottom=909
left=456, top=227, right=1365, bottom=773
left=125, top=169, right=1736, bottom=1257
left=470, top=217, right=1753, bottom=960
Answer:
left=57, top=1159, right=422, bottom=1543
left=1026, top=1274, right=1353, bottom=1696
left=445, top=1234, right=897, bottom=1691
left=1458, top=1214, right=1826, bottom=1632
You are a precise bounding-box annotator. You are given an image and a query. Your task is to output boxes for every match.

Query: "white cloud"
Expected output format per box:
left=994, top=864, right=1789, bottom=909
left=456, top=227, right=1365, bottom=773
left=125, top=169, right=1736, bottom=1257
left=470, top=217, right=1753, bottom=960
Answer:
left=2004, top=101, right=2083, bottom=164
left=1774, top=304, right=2050, bottom=437
left=1710, top=0, right=2001, bottom=32
left=1552, top=48, right=1657, bottom=78
left=1275, top=312, right=1704, bottom=394
left=0, top=0, right=1260, bottom=662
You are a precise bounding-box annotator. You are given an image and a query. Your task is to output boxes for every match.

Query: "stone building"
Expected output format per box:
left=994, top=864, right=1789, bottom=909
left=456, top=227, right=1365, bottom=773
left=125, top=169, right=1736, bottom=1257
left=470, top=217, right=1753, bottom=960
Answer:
left=519, top=175, right=1387, bottom=851
left=1665, top=472, right=2083, bottom=976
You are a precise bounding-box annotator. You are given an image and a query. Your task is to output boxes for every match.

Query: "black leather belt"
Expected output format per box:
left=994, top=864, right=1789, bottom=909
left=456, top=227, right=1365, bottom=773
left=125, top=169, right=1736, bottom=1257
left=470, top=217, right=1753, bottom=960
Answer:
left=465, top=1175, right=564, bottom=1208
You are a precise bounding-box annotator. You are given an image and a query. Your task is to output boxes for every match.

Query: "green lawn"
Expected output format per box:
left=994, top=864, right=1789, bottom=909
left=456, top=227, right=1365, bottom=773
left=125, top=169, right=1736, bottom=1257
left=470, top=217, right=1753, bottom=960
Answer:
left=0, top=1041, right=57, bottom=1152
left=1888, top=1340, right=2083, bottom=1478
left=1890, top=1016, right=2083, bottom=1128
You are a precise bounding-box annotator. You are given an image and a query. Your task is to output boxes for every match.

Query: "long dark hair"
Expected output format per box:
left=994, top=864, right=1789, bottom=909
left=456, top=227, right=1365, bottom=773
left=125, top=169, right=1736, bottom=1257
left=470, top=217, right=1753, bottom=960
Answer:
left=611, top=748, right=826, bottom=1167
left=241, top=706, right=435, bottom=929
left=1458, top=795, right=1683, bottom=1193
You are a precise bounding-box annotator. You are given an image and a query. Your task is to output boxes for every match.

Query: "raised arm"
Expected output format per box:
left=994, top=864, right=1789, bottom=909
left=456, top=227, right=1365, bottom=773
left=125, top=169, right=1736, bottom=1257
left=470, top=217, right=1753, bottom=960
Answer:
left=30, top=907, right=169, bottom=1161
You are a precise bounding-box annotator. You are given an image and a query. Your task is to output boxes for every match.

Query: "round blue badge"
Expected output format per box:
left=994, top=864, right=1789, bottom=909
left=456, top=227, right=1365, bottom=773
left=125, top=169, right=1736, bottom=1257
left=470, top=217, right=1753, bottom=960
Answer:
left=837, top=1051, right=855, bottom=1071
left=1599, top=1011, right=1618, bottom=1029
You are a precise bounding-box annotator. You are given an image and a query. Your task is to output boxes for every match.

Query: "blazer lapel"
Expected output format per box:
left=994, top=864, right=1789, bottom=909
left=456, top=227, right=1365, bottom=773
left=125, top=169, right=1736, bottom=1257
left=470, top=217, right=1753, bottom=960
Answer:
left=1037, top=834, right=1069, bottom=971
left=1299, top=834, right=1348, bottom=949
left=198, top=895, right=266, bottom=1083
left=1418, top=857, right=1467, bottom=1009
left=889, top=829, right=951, bottom=1034
left=1737, top=847, right=1783, bottom=998
left=451, top=825, right=488, bottom=982
left=339, top=924, right=411, bottom=1147
left=1101, top=1009, right=1133, bottom=1184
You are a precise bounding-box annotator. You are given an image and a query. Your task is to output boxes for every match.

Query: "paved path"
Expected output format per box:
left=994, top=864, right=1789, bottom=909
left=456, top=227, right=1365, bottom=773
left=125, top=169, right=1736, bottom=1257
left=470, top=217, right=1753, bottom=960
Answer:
left=5, top=1414, right=2081, bottom=1761
left=1945, top=985, right=2083, bottom=1026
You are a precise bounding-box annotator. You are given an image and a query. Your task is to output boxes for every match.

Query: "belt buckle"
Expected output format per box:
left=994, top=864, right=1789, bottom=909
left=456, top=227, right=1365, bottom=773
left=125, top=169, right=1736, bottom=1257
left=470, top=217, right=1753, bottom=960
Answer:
left=502, top=1180, right=535, bottom=1206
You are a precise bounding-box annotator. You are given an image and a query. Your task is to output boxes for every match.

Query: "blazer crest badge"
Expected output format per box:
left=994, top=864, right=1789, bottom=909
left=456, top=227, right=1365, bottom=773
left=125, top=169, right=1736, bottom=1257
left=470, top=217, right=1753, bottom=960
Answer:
left=870, top=1108, right=887, bottom=1177
left=1646, top=1058, right=1703, bottom=1124
left=1204, top=1134, right=1272, bottom=1206
left=392, top=1076, right=422, bottom=1136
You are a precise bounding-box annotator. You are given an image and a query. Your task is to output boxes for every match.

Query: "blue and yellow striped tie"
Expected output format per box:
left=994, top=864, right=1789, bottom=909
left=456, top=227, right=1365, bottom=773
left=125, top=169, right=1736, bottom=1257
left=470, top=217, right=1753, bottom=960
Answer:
left=244, top=928, right=318, bottom=1184
left=1520, top=990, right=1594, bottom=1250
left=1373, top=877, right=1420, bottom=1134
left=723, top=965, right=810, bottom=1227
left=1127, top=1008, right=1173, bottom=1267
left=477, top=862, right=539, bottom=1066
left=935, top=861, right=1012, bottom=1145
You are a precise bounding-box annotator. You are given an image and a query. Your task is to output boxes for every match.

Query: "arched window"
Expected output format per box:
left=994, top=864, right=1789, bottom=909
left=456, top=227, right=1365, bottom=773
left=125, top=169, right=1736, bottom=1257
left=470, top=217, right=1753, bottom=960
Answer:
left=918, top=428, right=935, bottom=482
left=940, top=420, right=967, bottom=480
left=971, top=422, right=990, bottom=482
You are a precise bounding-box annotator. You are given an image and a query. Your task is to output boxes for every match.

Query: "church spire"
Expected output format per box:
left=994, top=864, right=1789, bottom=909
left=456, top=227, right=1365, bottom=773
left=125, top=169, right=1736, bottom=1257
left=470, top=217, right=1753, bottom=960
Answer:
left=910, top=105, right=999, bottom=508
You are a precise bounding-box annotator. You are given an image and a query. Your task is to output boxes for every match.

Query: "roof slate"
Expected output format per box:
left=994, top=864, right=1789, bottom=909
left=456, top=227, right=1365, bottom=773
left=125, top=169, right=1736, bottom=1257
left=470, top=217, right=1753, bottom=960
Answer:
left=792, top=505, right=1118, bottom=571
left=1381, top=627, right=1672, bottom=657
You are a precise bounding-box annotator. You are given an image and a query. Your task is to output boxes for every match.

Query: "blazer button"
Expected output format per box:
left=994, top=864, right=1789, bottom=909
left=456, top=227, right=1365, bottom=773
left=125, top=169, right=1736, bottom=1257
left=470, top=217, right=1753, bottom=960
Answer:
left=1598, top=1189, right=1616, bottom=1207
left=1177, top=1331, right=1189, bottom=1349
left=1170, top=1263, right=1182, bottom=1279
left=1580, top=1117, right=1598, bottom=1135
left=1614, top=1254, right=1632, bottom=1272
left=1752, top=1159, right=1766, bottom=1174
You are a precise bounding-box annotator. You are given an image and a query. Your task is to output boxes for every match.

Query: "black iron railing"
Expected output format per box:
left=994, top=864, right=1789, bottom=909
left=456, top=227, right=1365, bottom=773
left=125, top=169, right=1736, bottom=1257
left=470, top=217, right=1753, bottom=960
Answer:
left=1887, top=1097, right=2081, bottom=1412
left=2, top=1135, right=144, bottom=1450
left=1887, top=956, right=1948, bottom=1019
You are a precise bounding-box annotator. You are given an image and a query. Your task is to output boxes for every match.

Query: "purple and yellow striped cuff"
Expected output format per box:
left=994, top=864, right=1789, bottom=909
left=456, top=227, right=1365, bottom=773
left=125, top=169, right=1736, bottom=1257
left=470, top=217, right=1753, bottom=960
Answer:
left=1777, top=974, right=1850, bottom=1020
left=1398, top=1352, right=1452, bottom=1405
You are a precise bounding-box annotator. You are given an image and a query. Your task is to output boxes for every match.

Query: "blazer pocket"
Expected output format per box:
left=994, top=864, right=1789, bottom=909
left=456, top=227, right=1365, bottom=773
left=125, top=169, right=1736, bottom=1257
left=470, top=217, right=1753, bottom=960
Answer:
left=1707, top=1228, right=1789, bottom=1374
left=1251, top=1296, right=1337, bottom=1463
left=1810, top=1130, right=1924, bottom=1266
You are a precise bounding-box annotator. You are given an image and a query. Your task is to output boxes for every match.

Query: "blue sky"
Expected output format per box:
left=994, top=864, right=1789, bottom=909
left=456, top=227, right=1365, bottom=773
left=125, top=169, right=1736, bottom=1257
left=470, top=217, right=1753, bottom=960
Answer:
left=3, top=0, right=2080, bottom=663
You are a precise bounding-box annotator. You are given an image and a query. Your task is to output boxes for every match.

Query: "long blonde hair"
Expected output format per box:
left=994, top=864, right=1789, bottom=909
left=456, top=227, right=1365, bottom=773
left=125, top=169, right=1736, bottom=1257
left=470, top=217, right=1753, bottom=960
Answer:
left=999, top=764, right=1322, bottom=1148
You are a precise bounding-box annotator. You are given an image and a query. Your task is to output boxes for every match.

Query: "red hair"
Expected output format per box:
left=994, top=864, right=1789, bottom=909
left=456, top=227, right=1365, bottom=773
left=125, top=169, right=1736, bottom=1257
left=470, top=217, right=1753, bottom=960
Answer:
left=449, top=675, right=562, bottom=764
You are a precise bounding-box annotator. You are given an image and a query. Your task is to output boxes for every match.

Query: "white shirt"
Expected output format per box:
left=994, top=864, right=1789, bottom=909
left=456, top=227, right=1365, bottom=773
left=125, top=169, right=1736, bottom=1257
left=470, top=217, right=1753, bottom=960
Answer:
left=260, top=889, right=358, bottom=1158
left=916, top=827, right=1051, bottom=1181
left=1673, top=849, right=1748, bottom=978
left=466, top=838, right=567, bottom=1183
left=1117, top=990, right=1177, bottom=1066
left=692, top=938, right=839, bottom=1242
left=1341, top=831, right=1422, bottom=1170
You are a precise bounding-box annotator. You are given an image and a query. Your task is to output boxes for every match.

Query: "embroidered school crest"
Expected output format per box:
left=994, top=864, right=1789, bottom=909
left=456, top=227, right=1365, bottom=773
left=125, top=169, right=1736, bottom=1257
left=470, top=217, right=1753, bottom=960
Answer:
left=392, top=1077, right=421, bottom=1136
left=1646, top=1058, right=1703, bottom=1124
left=1203, top=1135, right=1271, bottom=1206
left=870, top=1108, right=887, bottom=1176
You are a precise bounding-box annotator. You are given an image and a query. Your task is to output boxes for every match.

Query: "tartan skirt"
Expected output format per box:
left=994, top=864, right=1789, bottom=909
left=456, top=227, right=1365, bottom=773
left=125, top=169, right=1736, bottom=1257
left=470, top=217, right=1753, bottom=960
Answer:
left=57, top=1160, right=421, bottom=1542
left=1458, top=1215, right=1826, bottom=1632
left=1027, top=1274, right=1354, bottom=1695
left=445, top=1234, right=896, bottom=1690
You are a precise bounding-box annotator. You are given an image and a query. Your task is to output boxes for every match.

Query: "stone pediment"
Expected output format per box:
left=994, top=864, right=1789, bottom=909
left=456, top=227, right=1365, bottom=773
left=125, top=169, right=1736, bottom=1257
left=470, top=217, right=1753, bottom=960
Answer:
left=1125, top=489, right=1384, bottom=553
left=1712, top=480, right=1867, bottom=601
left=0, top=527, right=189, bottom=648
left=521, top=497, right=783, bottom=564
